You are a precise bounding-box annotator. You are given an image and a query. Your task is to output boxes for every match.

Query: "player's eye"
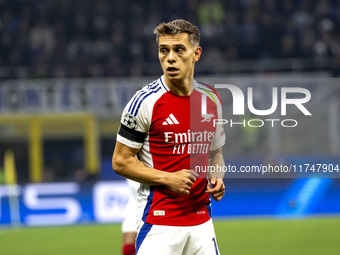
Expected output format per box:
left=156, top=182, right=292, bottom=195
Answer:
left=159, top=48, right=168, bottom=54
left=175, top=48, right=184, bottom=53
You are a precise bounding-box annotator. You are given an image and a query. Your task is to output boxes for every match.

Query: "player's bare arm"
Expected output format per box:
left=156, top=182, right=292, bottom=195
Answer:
left=112, top=141, right=196, bottom=195
left=206, top=147, right=225, bottom=201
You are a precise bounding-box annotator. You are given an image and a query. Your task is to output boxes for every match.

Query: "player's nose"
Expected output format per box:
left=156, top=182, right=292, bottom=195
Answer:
left=167, top=50, right=176, bottom=63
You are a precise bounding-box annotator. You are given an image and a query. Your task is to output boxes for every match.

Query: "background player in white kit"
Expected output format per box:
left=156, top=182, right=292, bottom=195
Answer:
left=121, top=179, right=139, bottom=255
left=112, top=19, right=226, bottom=255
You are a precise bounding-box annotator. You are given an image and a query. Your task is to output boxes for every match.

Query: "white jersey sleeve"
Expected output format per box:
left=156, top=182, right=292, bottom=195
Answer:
left=209, top=99, right=226, bottom=151
left=116, top=78, right=168, bottom=149
left=117, top=88, right=152, bottom=149
left=195, top=81, right=226, bottom=151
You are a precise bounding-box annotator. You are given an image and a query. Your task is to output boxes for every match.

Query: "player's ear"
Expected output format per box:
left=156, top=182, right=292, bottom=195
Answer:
left=193, top=46, right=202, bottom=62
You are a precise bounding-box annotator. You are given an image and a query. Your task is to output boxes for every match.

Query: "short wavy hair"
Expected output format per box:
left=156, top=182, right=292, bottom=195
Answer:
left=153, top=19, right=200, bottom=47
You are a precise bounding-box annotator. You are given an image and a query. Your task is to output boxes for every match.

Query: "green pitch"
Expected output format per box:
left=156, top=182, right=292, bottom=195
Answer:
left=1, top=217, right=339, bottom=255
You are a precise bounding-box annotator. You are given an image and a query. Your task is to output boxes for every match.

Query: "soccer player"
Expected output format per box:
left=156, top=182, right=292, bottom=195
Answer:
left=121, top=179, right=139, bottom=255
left=112, top=19, right=226, bottom=255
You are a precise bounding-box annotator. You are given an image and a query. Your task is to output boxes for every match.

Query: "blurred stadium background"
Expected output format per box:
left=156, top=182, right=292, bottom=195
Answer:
left=0, top=0, right=340, bottom=254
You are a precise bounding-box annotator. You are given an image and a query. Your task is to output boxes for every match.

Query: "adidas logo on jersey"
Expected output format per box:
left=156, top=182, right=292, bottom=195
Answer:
left=162, top=113, right=179, bottom=125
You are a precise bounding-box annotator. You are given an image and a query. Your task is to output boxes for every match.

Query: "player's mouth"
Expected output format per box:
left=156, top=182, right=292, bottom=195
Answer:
left=167, top=67, right=179, bottom=75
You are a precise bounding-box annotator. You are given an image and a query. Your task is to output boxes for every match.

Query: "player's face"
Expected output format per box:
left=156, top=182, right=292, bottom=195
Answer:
left=158, top=33, right=201, bottom=84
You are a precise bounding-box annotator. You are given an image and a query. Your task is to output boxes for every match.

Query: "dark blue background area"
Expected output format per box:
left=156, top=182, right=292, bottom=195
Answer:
left=1, top=178, right=340, bottom=227
left=212, top=178, right=340, bottom=219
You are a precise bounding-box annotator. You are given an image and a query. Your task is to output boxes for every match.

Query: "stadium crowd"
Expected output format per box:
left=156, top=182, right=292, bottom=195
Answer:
left=0, top=0, right=340, bottom=79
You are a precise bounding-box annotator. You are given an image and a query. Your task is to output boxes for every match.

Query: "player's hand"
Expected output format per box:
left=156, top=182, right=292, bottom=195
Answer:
left=206, top=178, right=225, bottom=201
left=165, top=169, right=198, bottom=195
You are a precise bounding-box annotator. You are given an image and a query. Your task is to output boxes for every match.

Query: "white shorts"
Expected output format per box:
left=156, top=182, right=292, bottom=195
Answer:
left=122, top=179, right=140, bottom=233
left=136, top=219, right=220, bottom=255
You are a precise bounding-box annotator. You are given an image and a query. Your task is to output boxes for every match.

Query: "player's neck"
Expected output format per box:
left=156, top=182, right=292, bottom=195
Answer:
left=164, top=77, right=194, bottom=96
left=164, top=67, right=195, bottom=96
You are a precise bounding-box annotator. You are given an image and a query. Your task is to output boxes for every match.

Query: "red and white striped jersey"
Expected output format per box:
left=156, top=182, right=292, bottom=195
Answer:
left=117, top=76, right=225, bottom=226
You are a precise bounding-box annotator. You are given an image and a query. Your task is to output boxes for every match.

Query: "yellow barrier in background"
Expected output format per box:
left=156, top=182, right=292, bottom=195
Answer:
left=4, top=149, right=17, bottom=185
left=0, top=113, right=100, bottom=182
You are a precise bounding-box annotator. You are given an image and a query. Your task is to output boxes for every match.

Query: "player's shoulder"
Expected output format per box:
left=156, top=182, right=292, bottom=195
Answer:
left=127, top=77, right=169, bottom=116
left=194, top=80, right=222, bottom=104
